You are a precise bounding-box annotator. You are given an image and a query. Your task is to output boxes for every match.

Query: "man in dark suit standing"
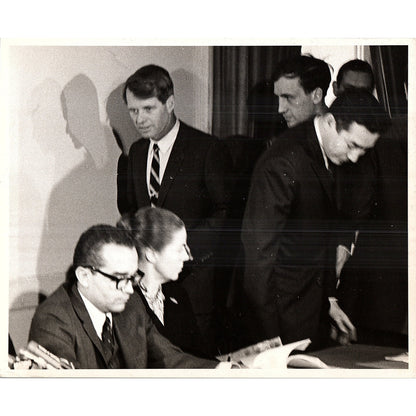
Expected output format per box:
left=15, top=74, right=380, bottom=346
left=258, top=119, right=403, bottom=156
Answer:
left=271, top=55, right=360, bottom=282
left=333, top=60, right=408, bottom=347
left=121, top=65, right=231, bottom=356
left=241, top=90, right=390, bottom=350
left=29, top=225, right=220, bottom=369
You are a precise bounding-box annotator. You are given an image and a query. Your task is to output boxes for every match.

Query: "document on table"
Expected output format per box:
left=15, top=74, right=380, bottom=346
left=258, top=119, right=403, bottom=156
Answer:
left=218, top=338, right=331, bottom=369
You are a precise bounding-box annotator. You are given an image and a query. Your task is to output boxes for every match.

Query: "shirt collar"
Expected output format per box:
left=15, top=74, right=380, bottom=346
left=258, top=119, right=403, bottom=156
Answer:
left=139, top=281, right=165, bottom=324
left=150, top=119, right=180, bottom=153
left=138, top=279, right=165, bottom=303
left=78, top=289, right=112, bottom=340
left=314, top=116, right=329, bottom=170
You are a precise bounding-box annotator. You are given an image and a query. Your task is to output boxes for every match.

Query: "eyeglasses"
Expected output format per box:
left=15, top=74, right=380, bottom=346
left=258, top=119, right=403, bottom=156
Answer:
left=85, top=266, right=144, bottom=291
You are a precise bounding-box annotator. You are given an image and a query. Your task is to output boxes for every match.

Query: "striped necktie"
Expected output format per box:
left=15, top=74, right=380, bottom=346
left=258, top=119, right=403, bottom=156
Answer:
left=149, top=143, right=160, bottom=206
left=101, top=316, right=114, bottom=356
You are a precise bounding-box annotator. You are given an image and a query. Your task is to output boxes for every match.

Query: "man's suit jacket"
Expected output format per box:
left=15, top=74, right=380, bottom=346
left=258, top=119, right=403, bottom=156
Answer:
left=125, top=121, right=231, bottom=263
left=241, top=120, right=338, bottom=347
left=337, top=118, right=408, bottom=339
left=29, top=282, right=218, bottom=369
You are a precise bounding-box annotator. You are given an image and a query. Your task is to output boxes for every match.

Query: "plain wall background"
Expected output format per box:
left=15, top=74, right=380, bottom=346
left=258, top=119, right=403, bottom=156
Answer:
left=7, top=45, right=211, bottom=351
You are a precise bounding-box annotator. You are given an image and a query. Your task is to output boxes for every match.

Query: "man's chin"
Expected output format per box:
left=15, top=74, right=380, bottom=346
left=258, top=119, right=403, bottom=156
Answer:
left=138, top=128, right=152, bottom=137
left=111, top=302, right=128, bottom=313
left=285, top=119, right=296, bottom=128
left=329, top=157, right=342, bottom=166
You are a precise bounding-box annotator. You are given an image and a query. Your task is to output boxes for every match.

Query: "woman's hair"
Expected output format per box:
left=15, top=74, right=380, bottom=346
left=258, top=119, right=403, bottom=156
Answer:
left=117, top=207, right=185, bottom=256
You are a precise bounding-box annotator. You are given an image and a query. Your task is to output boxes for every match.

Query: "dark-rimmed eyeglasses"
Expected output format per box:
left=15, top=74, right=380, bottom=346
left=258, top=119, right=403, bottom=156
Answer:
left=85, top=266, right=144, bottom=291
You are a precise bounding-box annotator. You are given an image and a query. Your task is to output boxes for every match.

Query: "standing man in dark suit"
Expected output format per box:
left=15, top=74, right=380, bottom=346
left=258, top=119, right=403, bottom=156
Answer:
left=333, top=59, right=408, bottom=347
left=121, top=65, right=231, bottom=356
left=241, top=90, right=390, bottom=350
left=331, top=60, right=379, bottom=277
left=271, top=55, right=360, bottom=281
left=29, top=225, right=221, bottom=369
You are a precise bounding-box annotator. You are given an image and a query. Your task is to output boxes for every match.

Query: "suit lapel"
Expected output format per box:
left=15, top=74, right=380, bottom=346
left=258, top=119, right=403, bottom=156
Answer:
left=113, top=294, right=145, bottom=368
left=137, top=139, right=151, bottom=206
left=157, top=124, right=186, bottom=207
left=305, top=123, right=335, bottom=206
left=69, top=284, right=108, bottom=364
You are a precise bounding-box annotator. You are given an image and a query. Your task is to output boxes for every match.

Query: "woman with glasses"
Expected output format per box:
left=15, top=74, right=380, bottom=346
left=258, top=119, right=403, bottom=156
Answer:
left=117, top=207, right=206, bottom=357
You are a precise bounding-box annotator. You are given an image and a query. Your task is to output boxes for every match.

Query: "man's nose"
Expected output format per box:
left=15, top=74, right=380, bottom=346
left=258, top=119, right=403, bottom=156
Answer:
left=183, top=245, right=193, bottom=262
left=134, top=111, right=146, bottom=125
left=122, top=280, right=134, bottom=295
left=278, top=98, right=287, bottom=114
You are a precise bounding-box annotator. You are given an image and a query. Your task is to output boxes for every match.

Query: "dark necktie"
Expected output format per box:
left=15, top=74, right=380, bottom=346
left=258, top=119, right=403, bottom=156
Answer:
left=149, top=143, right=160, bottom=205
left=101, top=316, right=114, bottom=356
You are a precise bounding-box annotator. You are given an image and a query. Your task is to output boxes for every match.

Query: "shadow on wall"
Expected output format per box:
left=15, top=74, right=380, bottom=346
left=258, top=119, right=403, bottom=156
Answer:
left=30, top=78, right=68, bottom=158
left=170, top=68, right=204, bottom=130
left=106, top=83, right=139, bottom=156
left=36, top=73, right=120, bottom=297
left=106, top=83, right=141, bottom=214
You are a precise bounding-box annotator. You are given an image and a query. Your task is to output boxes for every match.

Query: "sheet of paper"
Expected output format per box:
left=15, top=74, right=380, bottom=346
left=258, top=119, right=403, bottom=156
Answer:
left=384, top=352, right=408, bottom=363
left=242, top=338, right=312, bottom=369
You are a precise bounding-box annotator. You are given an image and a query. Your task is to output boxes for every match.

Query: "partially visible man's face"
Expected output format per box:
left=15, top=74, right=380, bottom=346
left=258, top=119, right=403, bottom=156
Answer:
left=322, top=120, right=380, bottom=165
left=125, top=89, right=174, bottom=141
left=274, top=76, right=317, bottom=127
left=335, top=70, right=373, bottom=95
left=84, top=243, right=138, bottom=313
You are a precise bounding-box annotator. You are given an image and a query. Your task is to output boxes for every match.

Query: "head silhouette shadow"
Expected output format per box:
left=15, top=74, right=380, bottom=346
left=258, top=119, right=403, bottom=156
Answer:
left=106, top=83, right=140, bottom=156
left=61, top=73, right=109, bottom=168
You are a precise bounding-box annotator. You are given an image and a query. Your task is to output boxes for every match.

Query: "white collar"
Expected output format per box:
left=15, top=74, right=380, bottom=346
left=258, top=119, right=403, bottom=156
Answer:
left=150, top=119, right=180, bottom=153
left=314, top=116, right=330, bottom=170
left=78, top=288, right=112, bottom=340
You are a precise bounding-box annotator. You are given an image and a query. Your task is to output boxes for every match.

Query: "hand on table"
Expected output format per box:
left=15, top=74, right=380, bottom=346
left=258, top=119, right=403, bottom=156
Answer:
left=328, top=299, right=357, bottom=345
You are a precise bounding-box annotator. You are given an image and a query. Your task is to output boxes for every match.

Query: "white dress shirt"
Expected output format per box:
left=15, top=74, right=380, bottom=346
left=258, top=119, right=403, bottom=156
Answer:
left=314, top=116, right=330, bottom=170
left=79, top=290, right=112, bottom=340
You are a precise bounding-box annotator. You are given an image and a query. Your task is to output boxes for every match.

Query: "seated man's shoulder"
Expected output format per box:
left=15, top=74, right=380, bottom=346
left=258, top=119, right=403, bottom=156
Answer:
left=30, top=284, right=77, bottom=331
left=123, top=290, right=148, bottom=316
left=29, top=284, right=74, bottom=339
left=35, top=283, right=71, bottom=311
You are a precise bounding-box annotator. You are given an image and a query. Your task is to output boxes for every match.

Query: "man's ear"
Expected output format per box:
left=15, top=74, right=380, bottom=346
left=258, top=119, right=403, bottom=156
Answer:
left=166, top=95, right=175, bottom=113
left=144, top=247, right=157, bottom=264
left=75, top=266, right=90, bottom=288
left=332, top=81, right=340, bottom=97
left=324, top=112, right=337, bottom=130
left=311, top=87, right=323, bottom=105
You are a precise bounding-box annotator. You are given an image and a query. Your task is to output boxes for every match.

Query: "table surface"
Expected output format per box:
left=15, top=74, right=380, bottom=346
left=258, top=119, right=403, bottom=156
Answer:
left=307, top=344, right=408, bottom=369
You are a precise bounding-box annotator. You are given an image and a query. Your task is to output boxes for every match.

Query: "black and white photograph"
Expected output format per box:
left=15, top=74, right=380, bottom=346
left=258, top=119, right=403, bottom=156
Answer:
left=1, top=40, right=412, bottom=378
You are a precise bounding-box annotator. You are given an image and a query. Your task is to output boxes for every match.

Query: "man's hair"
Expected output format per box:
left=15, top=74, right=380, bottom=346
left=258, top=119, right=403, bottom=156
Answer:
left=117, top=207, right=184, bottom=258
left=330, top=89, right=391, bottom=134
left=73, top=224, right=136, bottom=269
left=272, top=55, right=331, bottom=97
left=336, top=59, right=375, bottom=92
left=123, top=64, right=174, bottom=104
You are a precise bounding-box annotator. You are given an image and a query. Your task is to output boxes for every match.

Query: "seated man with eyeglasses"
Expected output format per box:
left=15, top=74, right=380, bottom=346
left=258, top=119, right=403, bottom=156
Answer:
left=28, top=224, right=227, bottom=369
